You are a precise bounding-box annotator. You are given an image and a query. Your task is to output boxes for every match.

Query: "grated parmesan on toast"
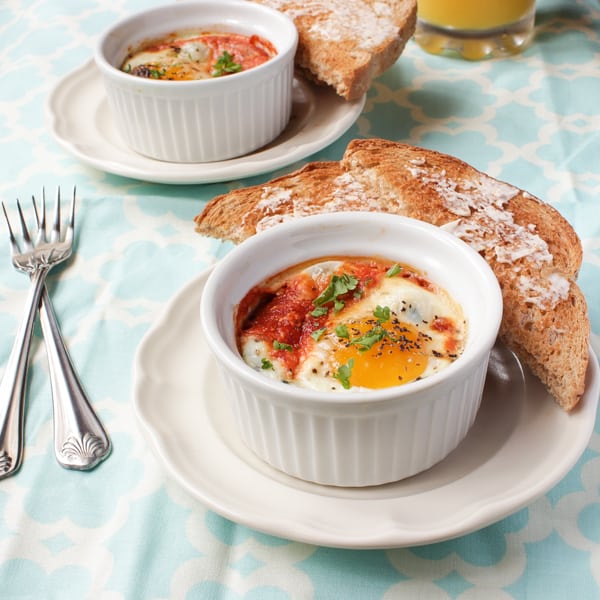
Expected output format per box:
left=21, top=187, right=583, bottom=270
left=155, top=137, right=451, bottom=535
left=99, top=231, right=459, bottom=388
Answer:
left=249, top=0, right=418, bottom=100
left=194, top=139, right=590, bottom=411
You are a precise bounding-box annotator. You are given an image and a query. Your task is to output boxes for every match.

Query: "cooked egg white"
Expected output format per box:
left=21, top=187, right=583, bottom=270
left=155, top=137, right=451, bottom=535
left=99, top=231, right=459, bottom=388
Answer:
left=238, top=259, right=466, bottom=392
left=121, top=30, right=276, bottom=81
left=240, top=260, right=343, bottom=382
left=296, top=276, right=465, bottom=391
left=122, top=40, right=212, bottom=80
left=242, top=338, right=292, bottom=382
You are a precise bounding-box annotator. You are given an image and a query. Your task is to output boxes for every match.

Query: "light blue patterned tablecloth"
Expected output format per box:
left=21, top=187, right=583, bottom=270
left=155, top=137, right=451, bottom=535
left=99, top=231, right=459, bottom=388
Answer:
left=1, top=0, right=600, bottom=598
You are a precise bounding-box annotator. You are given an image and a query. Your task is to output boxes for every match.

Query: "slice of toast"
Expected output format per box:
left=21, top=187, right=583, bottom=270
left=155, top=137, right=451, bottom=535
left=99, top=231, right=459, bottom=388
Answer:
left=194, top=139, right=590, bottom=411
left=250, top=0, right=418, bottom=100
left=341, top=139, right=589, bottom=412
left=196, top=161, right=403, bottom=243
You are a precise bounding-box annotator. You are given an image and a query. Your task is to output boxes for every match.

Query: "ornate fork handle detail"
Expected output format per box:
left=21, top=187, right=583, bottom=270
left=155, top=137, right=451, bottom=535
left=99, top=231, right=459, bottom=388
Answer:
left=0, top=267, right=49, bottom=479
left=0, top=190, right=107, bottom=478
left=39, top=287, right=111, bottom=470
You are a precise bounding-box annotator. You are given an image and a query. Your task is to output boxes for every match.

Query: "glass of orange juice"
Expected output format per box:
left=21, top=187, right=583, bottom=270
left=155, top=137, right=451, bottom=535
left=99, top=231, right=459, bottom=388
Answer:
left=414, top=0, right=536, bottom=60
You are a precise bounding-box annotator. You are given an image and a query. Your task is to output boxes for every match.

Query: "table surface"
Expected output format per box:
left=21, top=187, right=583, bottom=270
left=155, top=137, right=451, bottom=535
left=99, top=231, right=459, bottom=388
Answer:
left=1, top=0, right=599, bottom=598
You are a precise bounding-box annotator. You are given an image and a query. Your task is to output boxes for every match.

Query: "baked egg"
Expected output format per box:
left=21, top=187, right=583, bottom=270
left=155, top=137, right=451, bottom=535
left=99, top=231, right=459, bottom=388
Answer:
left=121, top=30, right=277, bottom=80
left=236, top=257, right=466, bottom=392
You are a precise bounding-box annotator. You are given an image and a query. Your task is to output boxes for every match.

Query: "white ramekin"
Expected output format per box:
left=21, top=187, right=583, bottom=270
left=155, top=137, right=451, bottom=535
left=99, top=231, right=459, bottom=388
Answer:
left=200, top=213, right=503, bottom=487
left=94, top=0, right=298, bottom=163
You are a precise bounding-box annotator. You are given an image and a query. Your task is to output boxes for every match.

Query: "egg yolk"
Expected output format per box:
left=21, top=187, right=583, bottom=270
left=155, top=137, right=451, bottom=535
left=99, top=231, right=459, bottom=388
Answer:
left=331, top=318, right=428, bottom=389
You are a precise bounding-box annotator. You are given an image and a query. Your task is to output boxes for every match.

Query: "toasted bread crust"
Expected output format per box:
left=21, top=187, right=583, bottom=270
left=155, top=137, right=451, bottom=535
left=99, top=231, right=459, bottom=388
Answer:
left=194, top=139, right=590, bottom=411
left=250, top=0, right=417, bottom=100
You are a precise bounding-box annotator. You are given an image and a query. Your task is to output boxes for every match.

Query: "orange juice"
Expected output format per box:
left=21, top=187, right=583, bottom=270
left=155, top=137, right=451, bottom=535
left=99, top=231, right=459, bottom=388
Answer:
left=418, top=0, right=534, bottom=31
left=414, top=0, right=536, bottom=59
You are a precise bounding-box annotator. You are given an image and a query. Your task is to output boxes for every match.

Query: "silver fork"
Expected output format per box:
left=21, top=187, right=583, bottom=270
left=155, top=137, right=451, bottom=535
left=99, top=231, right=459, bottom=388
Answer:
left=0, top=189, right=110, bottom=479
left=33, top=190, right=110, bottom=471
left=0, top=193, right=71, bottom=479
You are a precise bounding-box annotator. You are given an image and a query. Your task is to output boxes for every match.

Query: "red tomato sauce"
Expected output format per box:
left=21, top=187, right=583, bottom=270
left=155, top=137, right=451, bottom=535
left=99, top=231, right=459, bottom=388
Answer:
left=236, top=257, right=409, bottom=375
left=431, top=316, right=461, bottom=354
left=201, top=34, right=276, bottom=71
left=122, top=31, right=276, bottom=81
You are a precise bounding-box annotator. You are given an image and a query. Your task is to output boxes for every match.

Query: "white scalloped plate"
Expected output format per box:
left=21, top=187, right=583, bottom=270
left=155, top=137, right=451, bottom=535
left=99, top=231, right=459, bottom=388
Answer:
left=46, top=61, right=365, bottom=185
left=133, top=268, right=599, bottom=549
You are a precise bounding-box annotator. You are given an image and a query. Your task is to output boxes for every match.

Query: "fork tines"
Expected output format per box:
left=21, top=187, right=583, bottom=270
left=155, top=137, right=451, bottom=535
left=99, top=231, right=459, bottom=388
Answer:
left=2, top=187, right=76, bottom=253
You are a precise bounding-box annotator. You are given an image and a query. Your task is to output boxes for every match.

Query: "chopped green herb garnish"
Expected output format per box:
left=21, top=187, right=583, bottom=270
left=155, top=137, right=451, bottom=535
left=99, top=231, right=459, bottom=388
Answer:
left=212, top=51, right=243, bottom=77
left=386, top=263, right=403, bottom=277
left=311, top=327, right=327, bottom=341
left=373, top=305, right=391, bottom=323
left=261, top=358, right=274, bottom=370
left=335, top=323, right=349, bottom=339
left=334, top=358, right=354, bottom=389
left=351, top=326, right=387, bottom=352
left=273, top=340, right=293, bottom=351
left=310, top=306, right=329, bottom=317
left=313, top=273, right=358, bottom=313
left=124, top=63, right=167, bottom=79
left=149, top=67, right=166, bottom=79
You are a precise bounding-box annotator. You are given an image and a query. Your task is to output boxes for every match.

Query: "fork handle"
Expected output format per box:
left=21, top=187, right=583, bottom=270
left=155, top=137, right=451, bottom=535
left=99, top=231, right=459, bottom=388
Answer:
left=0, top=268, right=48, bottom=479
left=38, top=287, right=111, bottom=470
